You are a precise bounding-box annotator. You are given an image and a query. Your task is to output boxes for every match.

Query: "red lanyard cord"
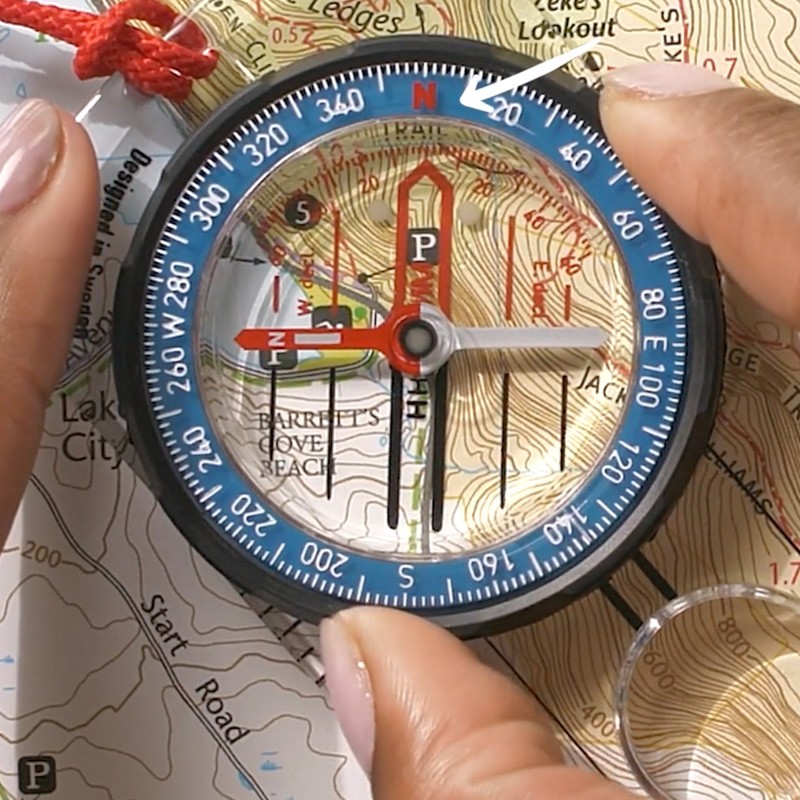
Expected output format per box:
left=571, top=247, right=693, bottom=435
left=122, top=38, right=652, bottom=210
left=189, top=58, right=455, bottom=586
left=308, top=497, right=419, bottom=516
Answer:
left=0, top=0, right=218, bottom=101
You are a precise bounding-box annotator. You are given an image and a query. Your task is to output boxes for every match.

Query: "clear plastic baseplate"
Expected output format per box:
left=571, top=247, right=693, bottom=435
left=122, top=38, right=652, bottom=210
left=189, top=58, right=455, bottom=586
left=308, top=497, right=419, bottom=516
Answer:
left=68, top=0, right=603, bottom=702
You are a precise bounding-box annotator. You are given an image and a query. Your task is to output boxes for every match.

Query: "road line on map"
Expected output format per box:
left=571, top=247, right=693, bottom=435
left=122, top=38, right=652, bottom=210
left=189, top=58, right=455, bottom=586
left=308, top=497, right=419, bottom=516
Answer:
left=707, top=444, right=800, bottom=553
left=28, top=476, right=270, bottom=800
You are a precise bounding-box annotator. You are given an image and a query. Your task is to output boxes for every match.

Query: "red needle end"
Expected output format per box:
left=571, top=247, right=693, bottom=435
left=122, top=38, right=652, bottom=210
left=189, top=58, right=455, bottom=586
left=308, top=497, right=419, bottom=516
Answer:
left=235, top=329, right=263, bottom=350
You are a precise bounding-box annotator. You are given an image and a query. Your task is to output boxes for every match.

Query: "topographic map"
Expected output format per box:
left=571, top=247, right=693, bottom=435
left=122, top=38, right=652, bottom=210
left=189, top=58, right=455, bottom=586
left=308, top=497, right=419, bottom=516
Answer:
left=0, top=0, right=799, bottom=797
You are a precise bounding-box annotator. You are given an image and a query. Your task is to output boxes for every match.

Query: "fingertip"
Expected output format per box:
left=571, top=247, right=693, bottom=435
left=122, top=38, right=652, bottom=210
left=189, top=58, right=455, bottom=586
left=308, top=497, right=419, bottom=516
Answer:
left=319, top=614, right=375, bottom=775
left=50, top=106, right=100, bottom=215
left=329, top=605, right=484, bottom=680
left=601, top=61, right=736, bottom=99
left=599, top=81, right=800, bottom=327
left=598, top=90, right=707, bottom=240
left=0, top=101, right=100, bottom=537
left=3, top=102, right=100, bottom=385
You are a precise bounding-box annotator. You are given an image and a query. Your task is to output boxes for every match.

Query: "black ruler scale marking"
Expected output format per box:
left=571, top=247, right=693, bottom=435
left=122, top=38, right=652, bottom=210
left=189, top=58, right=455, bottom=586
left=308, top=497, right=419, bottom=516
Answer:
left=599, top=583, right=643, bottom=630
left=632, top=552, right=677, bottom=600
left=240, top=589, right=327, bottom=687
left=600, top=554, right=677, bottom=629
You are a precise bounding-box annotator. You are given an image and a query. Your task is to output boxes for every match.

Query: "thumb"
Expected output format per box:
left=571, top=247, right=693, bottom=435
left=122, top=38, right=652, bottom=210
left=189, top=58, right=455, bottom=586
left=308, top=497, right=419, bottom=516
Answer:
left=0, top=99, right=98, bottom=536
left=321, top=609, right=637, bottom=800
left=598, top=63, right=800, bottom=328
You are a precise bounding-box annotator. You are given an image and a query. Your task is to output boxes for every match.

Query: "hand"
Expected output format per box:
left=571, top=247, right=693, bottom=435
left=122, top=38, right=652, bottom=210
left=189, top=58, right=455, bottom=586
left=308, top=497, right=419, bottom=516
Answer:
left=0, top=99, right=98, bottom=542
left=319, top=62, right=800, bottom=800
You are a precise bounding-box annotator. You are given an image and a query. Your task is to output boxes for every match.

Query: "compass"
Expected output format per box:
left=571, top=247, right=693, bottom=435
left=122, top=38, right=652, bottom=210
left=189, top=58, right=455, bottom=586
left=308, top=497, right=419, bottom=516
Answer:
left=113, top=36, right=724, bottom=638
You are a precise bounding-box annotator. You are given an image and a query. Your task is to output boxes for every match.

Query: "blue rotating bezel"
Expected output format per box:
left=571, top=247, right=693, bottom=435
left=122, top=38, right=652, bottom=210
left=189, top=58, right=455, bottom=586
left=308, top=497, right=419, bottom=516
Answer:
left=114, top=37, right=724, bottom=637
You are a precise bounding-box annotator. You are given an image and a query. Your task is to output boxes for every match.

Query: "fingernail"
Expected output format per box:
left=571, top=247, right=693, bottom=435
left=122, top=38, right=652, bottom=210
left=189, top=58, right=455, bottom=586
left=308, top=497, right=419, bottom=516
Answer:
left=603, top=62, right=735, bottom=98
left=320, top=616, right=375, bottom=775
left=0, top=99, right=61, bottom=216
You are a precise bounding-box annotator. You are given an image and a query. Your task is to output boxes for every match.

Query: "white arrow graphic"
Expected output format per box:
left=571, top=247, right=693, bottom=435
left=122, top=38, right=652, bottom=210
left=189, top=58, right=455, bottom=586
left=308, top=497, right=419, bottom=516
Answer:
left=460, top=38, right=601, bottom=113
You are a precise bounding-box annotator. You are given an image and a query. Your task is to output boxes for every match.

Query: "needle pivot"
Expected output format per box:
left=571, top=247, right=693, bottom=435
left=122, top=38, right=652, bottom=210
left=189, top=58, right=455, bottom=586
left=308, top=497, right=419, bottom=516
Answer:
left=399, top=319, right=438, bottom=359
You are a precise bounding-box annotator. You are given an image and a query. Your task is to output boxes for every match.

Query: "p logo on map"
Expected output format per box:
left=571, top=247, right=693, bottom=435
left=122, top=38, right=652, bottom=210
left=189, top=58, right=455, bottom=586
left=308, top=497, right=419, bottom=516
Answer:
left=18, top=756, right=56, bottom=795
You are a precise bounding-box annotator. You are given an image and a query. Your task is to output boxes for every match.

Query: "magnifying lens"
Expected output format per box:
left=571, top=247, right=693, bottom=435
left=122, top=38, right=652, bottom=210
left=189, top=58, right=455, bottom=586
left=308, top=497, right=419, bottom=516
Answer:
left=615, top=583, right=800, bottom=800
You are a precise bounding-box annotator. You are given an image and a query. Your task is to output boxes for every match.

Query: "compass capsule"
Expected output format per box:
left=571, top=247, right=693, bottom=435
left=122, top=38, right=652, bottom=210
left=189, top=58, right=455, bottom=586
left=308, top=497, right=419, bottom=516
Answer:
left=114, top=37, right=724, bottom=637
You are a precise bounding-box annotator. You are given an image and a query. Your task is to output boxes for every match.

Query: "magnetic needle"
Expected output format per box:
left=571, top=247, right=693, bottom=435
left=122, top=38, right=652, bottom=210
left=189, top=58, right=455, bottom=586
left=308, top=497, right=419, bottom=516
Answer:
left=114, top=36, right=724, bottom=637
